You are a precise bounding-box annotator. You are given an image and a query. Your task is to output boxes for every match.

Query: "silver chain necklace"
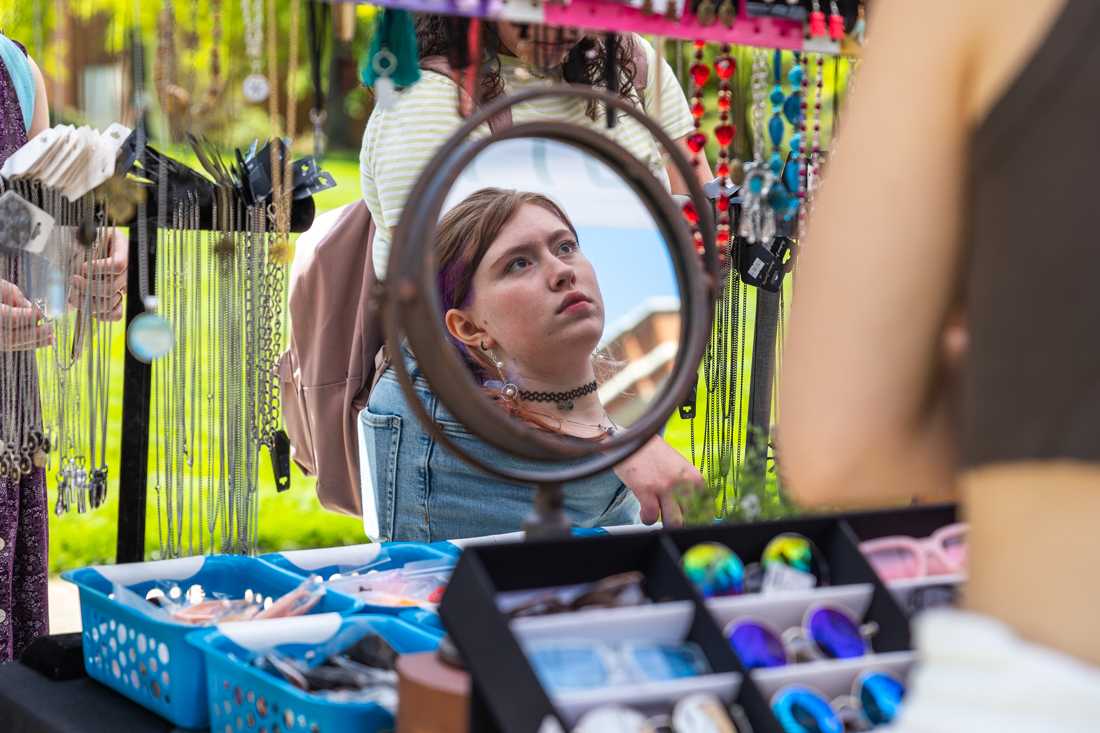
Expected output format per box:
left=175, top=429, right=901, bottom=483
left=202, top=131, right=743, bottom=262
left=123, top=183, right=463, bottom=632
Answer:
left=241, top=0, right=270, bottom=103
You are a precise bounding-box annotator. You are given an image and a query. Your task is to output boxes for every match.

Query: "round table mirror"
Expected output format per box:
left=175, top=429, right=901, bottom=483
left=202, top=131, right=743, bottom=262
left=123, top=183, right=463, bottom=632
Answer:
left=383, top=85, right=719, bottom=537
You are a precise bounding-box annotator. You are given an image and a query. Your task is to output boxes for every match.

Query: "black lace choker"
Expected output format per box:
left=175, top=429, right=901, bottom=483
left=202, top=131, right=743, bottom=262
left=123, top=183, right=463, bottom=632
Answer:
left=518, top=380, right=598, bottom=411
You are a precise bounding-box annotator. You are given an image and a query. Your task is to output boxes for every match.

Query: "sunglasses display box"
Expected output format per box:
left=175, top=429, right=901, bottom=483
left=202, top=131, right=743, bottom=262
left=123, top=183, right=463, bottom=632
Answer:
left=845, top=503, right=965, bottom=615
left=439, top=515, right=916, bottom=733
left=439, top=531, right=749, bottom=732
left=666, top=516, right=916, bottom=727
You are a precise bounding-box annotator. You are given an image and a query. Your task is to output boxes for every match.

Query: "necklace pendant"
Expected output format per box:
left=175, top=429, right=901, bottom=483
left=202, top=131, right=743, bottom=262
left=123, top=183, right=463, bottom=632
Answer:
left=127, top=312, right=174, bottom=362
left=243, top=74, right=270, bottom=104
left=558, top=399, right=574, bottom=411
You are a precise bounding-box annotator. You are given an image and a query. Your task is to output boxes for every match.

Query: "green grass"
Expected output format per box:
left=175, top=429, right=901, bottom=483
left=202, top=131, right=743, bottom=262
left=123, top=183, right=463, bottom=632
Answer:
left=48, top=151, right=367, bottom=574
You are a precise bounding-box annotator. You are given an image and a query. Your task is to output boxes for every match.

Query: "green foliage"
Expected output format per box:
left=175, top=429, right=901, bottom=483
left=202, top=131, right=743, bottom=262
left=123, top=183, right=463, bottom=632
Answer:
left=1, top=1, right=378, bottom=149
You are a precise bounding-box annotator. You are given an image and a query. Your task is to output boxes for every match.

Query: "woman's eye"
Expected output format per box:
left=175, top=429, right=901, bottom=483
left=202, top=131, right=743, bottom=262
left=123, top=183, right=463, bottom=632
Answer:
left=505, top=257, right=532, bottom=274
left=557, top=240, right=578, bottom=255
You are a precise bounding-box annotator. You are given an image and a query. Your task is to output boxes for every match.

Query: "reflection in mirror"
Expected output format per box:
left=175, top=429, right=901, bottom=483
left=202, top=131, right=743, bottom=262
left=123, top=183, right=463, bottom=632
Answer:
left=437, top=137, right=682, bottom=436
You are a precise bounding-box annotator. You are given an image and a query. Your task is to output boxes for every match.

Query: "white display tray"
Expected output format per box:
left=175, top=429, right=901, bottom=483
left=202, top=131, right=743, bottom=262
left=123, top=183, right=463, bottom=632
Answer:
left=512, top=601, right=695, bottom=645
left=752, top=651, right=917, bottom=700
left=554, top=672, right=742, bottom=727
left=705, top=583, right=875, bottom=632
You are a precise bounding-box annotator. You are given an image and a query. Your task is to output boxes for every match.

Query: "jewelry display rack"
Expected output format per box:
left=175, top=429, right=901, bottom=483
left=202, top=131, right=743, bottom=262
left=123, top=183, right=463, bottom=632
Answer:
left=114, top=145, right=318, bottom=564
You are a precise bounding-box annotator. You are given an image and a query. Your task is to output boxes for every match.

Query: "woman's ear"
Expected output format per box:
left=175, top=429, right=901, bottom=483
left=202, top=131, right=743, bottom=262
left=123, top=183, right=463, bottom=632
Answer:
left=445, top=308, right=490, bottom=351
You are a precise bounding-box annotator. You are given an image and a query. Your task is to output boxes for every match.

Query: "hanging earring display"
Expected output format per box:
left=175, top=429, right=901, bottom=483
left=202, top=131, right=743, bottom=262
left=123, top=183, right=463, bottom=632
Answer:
left=241, top=0, right=270, bottom=103
left=852, top=1, right=866, bottom=45
left=808, top=0, right=826, bottom=38
left=828, top=0, right=845, bottom=42
left=362, top=9, right=422, bottom=113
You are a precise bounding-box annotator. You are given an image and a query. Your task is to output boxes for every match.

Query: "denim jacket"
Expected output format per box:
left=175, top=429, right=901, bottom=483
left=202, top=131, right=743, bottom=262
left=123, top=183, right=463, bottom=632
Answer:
left=358, top=347, right=640, bottom=542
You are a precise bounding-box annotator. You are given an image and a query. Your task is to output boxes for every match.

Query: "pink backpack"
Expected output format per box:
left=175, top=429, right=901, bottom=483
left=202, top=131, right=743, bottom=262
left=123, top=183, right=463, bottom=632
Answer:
left=279, top=51, right=649, bottom=516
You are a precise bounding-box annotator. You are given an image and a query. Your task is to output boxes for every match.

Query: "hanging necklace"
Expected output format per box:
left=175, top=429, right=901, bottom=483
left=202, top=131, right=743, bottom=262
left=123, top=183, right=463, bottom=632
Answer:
left=682, top=40, right=708, bottom=254
left=525, top=408, right=619, bottom=438
left=306, top=0, right=328, bottom=160
left=807, top=53, right=825, bottom=200
left=793, top=51, right=809, bottom=239
left=241, top=0, right=270, bottom=103
left=713, top=46, right=736, bottom=255
left=267, top=0, right=301, bottom=251
left=126, top=101, right=175, bottom=363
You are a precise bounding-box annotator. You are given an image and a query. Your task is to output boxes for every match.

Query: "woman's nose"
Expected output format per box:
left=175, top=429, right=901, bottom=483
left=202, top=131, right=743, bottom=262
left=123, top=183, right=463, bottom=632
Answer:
left=549, top=261, right=576, bottom=290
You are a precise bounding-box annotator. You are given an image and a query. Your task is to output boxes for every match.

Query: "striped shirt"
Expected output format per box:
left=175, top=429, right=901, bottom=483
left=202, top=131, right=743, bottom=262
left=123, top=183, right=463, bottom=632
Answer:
left=360, top=34, right=694, bottom=278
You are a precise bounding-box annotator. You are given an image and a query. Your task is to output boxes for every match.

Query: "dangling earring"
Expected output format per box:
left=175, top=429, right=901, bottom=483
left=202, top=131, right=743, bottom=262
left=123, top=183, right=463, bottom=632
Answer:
left=480, top=342, right=519, bottom=401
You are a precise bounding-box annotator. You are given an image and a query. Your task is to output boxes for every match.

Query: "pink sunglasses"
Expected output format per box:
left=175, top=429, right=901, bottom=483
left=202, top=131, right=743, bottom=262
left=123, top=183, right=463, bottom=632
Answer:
left=859, top=523, right=967, bottom=581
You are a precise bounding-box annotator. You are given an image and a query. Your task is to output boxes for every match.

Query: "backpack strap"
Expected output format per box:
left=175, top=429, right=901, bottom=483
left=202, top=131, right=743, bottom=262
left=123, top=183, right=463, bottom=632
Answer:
left=629, top=36, right=649, bottom=96
left=419, top=54, right=513, bottom=133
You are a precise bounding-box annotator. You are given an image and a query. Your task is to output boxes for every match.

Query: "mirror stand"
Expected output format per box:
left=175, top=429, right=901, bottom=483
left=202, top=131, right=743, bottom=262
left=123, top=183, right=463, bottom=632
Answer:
left=523, top=482, right=571, bottom=540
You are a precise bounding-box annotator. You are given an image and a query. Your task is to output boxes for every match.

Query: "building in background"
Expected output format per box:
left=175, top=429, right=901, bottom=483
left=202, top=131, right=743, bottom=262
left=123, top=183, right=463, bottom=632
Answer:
left=599, top=296, right=681, bottom=426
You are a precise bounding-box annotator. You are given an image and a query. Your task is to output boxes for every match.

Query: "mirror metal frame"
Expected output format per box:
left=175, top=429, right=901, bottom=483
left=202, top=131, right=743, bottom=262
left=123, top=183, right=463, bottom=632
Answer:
left=383, top=84, right=718, bottom=486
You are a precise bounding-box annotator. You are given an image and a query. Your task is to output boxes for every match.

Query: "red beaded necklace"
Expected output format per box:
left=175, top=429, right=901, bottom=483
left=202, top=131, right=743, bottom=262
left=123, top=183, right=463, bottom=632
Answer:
left=713, top=46, right=736, bottom=256
left=684, top=40, right=709, bottom=255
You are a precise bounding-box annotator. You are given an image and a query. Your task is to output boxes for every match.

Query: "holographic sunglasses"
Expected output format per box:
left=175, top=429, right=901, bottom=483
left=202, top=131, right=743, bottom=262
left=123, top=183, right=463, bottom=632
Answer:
left=771, top=672, right=906, bottom=732
left=681, top=533, right=831, bottom=599
left=859, top=523, right=967, bottom=582
left=725, top=604, right=878, bottom=669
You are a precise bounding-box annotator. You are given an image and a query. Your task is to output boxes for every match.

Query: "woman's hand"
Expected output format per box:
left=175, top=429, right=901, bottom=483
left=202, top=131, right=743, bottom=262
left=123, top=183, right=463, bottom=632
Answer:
left=70, top=227, right=128, bottom=321
left=614, top=435, right=706, bottom=527
left=0, top=280, right=52, bottom=351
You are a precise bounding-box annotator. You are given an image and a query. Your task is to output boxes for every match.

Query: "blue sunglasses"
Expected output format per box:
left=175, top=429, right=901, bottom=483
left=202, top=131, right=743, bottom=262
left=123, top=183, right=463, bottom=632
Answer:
left=726, top=604, right=874, bottom=670
left=771, top=673, right=905, bottom=732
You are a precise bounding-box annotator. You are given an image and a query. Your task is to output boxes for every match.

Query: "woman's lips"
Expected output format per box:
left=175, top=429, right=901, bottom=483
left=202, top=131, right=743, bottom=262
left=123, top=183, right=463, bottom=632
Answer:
left=557, top=293, right=593, bottom=314
left=559, top=299, right=594, bottom=316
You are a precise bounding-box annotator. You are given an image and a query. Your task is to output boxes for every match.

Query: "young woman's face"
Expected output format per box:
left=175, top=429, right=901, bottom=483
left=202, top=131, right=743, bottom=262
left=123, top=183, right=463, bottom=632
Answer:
left=494, top=21, right=584, bottom=69
left=449, top=204, right=605, bottom=377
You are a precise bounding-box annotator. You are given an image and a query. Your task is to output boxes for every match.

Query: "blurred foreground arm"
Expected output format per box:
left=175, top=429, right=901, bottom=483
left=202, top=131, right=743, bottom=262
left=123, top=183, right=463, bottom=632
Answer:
left=778, top=2, right=980, bottom=508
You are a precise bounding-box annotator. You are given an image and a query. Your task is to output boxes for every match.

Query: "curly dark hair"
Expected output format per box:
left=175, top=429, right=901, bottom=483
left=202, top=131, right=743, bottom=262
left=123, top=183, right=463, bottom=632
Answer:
left=414, top=15, right=642, bottom=120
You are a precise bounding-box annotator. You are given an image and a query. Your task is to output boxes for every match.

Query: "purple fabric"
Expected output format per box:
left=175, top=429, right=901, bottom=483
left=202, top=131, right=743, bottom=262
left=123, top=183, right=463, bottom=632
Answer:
left=0, top=35, right=48, bottom=662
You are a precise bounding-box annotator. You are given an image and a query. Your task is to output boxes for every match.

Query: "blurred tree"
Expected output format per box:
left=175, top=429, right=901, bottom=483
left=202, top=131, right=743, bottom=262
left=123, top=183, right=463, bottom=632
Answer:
left=0, top=0, right=376, bottom=152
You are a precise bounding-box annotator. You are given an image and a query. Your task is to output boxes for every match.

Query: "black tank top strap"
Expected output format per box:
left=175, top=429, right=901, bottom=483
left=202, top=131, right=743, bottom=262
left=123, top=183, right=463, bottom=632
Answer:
left=972, top=0, right=1100, bottom=171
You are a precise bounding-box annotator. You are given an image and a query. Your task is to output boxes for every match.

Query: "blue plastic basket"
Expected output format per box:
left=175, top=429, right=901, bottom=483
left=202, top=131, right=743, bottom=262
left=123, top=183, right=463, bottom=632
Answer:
left=62, top=555, right=364, bottom=729
left=260, top=541, right=454, bottom=581
left=260, top=542, right=457, bottom=621
left=189, top=614, right=440, bottom=733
